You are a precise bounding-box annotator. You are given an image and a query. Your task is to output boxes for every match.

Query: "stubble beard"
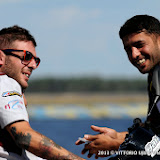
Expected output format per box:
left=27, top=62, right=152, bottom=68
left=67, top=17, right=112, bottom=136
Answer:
left=3, top=57, right=26, bottom=89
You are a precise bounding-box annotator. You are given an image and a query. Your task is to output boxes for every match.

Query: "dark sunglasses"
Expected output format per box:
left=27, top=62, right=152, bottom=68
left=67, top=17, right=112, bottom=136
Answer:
left=1, top=49, right=40, bottom=67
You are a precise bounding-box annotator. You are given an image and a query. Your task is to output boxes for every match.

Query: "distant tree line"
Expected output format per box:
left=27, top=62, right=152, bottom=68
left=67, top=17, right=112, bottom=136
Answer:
left=26, top=77, right=147, bottom=93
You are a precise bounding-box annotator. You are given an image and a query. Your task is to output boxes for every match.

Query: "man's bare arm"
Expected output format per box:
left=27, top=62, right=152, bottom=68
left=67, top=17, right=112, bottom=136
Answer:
left=6, top=121, right=85, bottom=160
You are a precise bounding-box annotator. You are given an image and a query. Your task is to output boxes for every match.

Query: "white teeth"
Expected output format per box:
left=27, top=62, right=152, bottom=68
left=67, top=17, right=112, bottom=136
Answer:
left=24, top=73, right=29, bottom=78
left=138, top=59, right=145, bottom=64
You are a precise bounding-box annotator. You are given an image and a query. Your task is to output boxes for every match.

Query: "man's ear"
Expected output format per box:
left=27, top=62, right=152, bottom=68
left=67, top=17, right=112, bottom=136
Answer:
left=0, top=50, right=5, bottom=65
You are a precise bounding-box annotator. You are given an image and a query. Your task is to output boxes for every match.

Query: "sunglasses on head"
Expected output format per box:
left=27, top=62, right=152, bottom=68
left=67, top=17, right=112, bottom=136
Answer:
left=1, top=49, right=40, bottom=67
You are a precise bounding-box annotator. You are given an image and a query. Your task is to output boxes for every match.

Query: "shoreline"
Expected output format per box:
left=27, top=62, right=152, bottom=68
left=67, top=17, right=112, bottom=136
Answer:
left=26, top=92, right=148, bottom=105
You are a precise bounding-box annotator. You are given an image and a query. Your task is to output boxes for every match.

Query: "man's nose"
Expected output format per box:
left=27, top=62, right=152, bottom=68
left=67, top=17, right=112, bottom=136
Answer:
left=27, top=58, right=37, bottom=69
left=131, top=47, right=140, bottom=59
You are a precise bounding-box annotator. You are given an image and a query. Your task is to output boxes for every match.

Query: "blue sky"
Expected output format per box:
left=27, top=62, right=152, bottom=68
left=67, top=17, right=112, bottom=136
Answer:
left=0, top=0, right=159, bottom=79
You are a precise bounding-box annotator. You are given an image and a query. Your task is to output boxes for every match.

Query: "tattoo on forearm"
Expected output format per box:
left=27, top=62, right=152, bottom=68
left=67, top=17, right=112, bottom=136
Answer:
left=39, top=135, right=61, bottom=158
left=56, top=153, right=83, bottom=160
left=10, top=127, right=31, bottom=150
left=39, top=135, right=83, bottom=160
left=10, top=128, right=83, bottom=159
left=48, top=153, right=84, bottom=160
left=40, top=136, right=61, bottom=149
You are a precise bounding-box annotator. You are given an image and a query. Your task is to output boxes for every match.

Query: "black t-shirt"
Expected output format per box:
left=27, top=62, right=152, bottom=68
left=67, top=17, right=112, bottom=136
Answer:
left=147, top=65, right=160, bottom=134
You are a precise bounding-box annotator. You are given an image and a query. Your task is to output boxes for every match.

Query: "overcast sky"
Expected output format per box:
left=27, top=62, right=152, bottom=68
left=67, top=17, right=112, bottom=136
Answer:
left=0, top=0, right=159, bottom=79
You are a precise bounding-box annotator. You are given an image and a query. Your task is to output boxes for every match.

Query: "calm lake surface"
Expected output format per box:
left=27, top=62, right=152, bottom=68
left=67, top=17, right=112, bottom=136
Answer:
left=30, top=118, right=143, bottom=159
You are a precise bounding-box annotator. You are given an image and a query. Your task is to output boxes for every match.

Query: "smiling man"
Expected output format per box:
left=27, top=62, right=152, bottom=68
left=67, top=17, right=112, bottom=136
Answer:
left=121, top=26, right=160, bottom=75
left=0, top=26, right=85, bottom=160
left=76, top=15, right=160, bottom=159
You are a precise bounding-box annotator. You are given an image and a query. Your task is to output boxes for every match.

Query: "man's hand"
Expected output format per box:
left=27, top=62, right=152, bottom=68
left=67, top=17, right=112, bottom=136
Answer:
left=75, top=125, right=127, bottom=159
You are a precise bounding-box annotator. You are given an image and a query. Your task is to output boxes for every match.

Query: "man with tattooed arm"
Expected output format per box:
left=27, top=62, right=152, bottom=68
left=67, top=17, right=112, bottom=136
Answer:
left=0, top=25, right=85, bottom=160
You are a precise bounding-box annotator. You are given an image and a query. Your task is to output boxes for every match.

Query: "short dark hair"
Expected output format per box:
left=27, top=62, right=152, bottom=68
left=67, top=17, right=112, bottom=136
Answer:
left=119, top=15, right=160, bottom=39
left=0, top=25, right=37, bottom=49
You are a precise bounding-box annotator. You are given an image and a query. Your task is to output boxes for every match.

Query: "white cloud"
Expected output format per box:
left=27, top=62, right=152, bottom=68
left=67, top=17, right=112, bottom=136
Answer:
left=44, top=6, right=102, bottom=28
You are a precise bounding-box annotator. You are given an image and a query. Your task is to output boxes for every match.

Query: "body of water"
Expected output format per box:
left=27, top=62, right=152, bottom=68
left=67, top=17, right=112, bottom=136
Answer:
left=30, top=118, right=144, bottom=159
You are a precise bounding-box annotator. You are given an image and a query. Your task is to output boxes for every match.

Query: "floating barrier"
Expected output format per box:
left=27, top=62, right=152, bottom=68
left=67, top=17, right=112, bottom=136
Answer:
left=27, top=102, right=148, bottom=120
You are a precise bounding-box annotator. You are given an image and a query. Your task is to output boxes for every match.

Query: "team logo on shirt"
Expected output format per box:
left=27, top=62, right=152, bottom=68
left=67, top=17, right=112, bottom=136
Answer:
left=5, top=99, right=23, bottom=110
left=2, top=91, right=22, bottom=97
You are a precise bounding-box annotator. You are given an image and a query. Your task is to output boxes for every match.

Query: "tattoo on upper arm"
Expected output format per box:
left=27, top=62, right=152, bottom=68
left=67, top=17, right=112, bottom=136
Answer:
left=10, top=127, right=31, bottom=150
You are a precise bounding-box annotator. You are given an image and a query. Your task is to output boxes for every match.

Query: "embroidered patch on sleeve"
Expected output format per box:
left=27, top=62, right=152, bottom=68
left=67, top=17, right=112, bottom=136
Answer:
left=5, top=99, right=24, bottom=110
left=2, top=91, right=22, bottom=97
